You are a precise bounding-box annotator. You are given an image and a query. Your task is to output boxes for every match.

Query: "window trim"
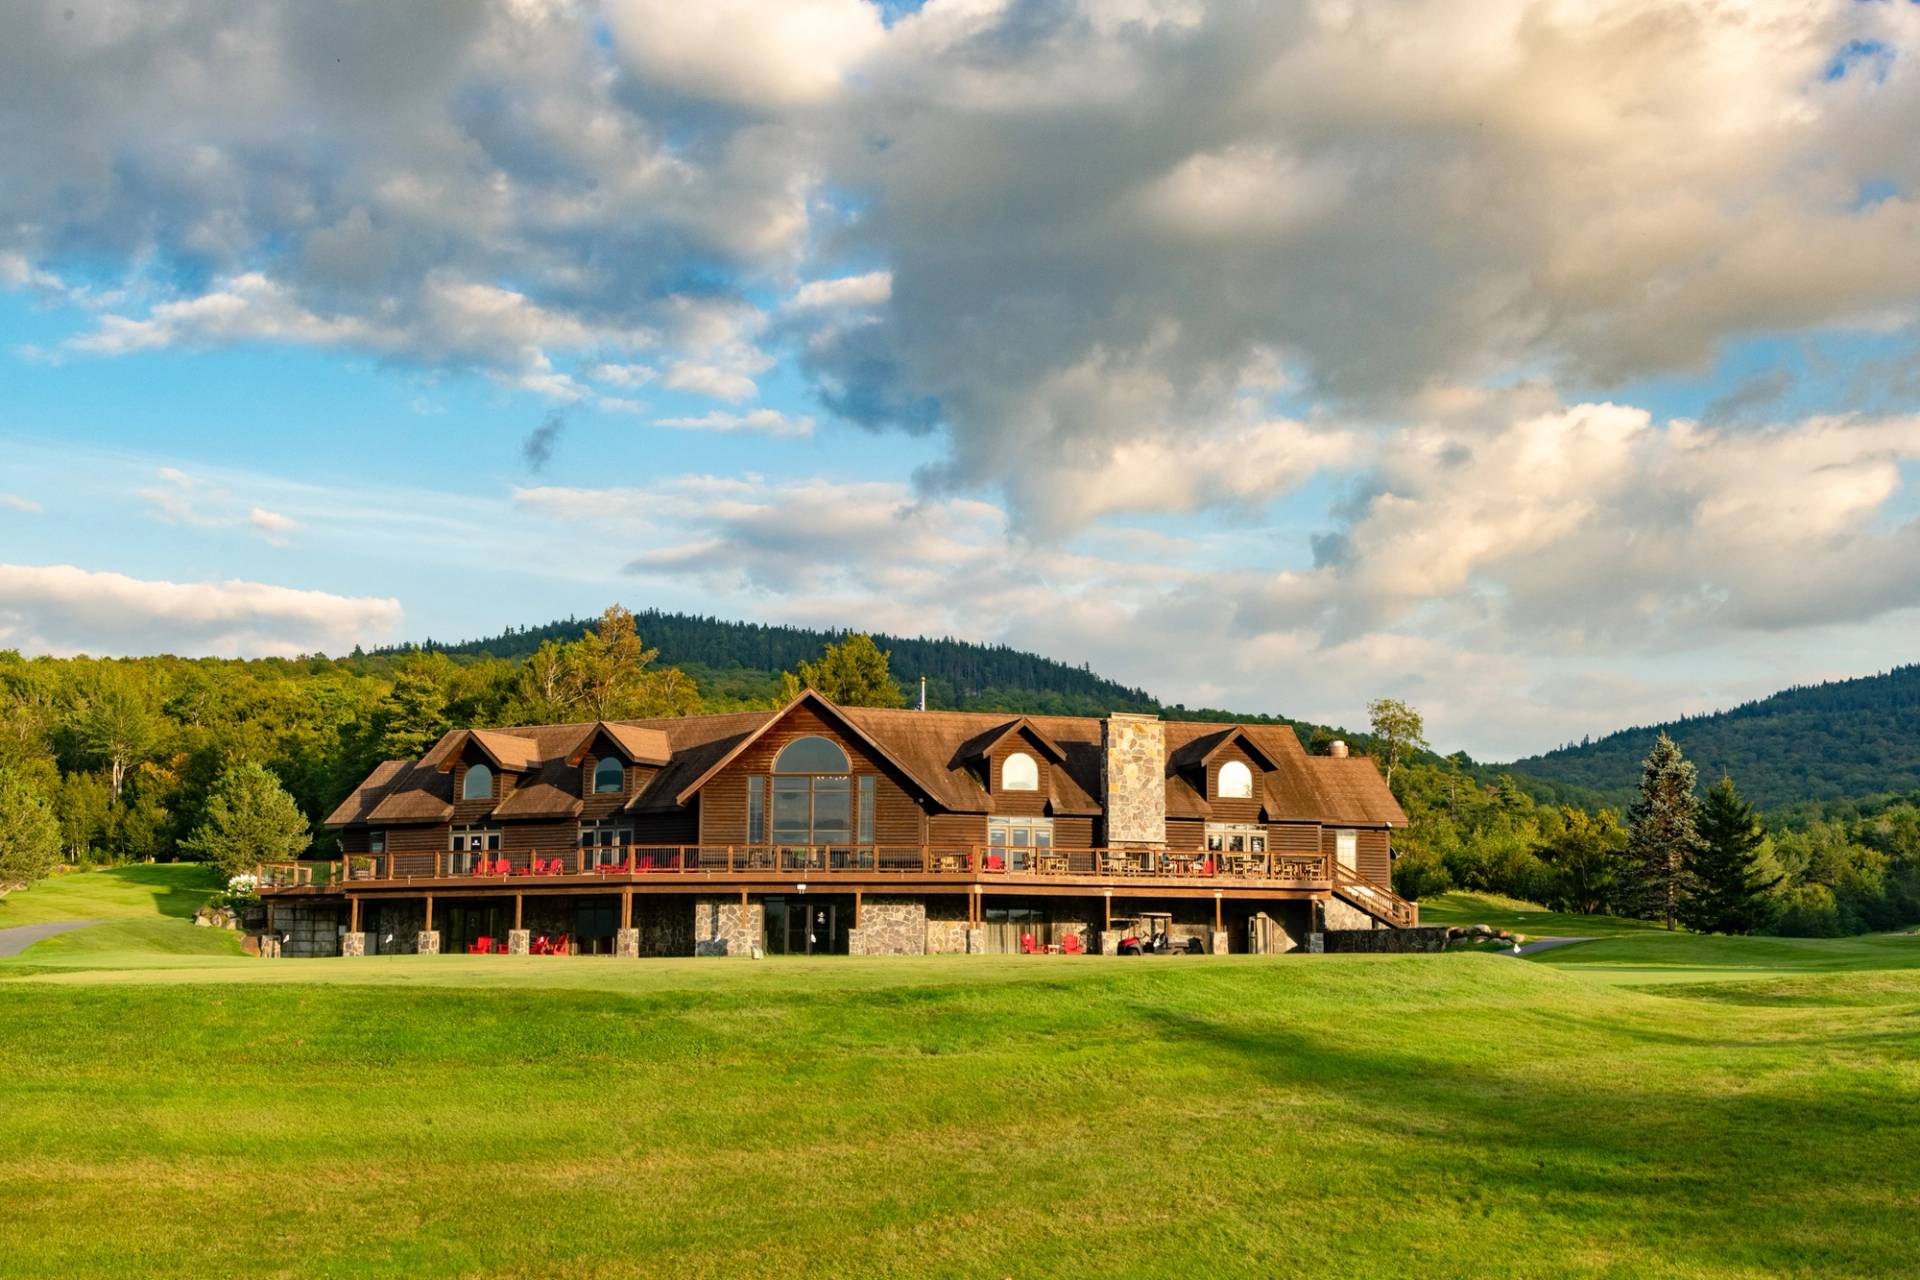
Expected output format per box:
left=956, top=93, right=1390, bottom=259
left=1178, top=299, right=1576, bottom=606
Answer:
left=1205, top=822, right=1267, bottom=854
left=369, top=829, right=386, bottom=855
left=592, top=755, right=624, bottom=795
left=1001, top=750, right=1040, bottom=792
left=1335, top=828, right=1359, bottom=870
left=988, top=815, right=1054, bottom=870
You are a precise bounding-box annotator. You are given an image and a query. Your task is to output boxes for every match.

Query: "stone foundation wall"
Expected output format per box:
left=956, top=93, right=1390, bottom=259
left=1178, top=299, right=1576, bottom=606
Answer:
left=417, top=930, right=441, bottom=955
left=340, top=931, right=366, bottom=957
left=1324, top=897, right=1386, bottom=932
left=848, top=896, right=927, bottom=956
left=272, top=902, right=344, bottom=957
left=1323, top=926, right=1450, bottom=954
left=693, top=897, right=764, bottom=956
left=925, top=897, right=970, bottom=954
left=634, top=897, right=694, bottom=957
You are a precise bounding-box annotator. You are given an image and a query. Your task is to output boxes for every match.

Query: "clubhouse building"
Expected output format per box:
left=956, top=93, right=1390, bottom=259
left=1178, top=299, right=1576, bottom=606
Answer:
left=257, top=690, right=1413, bottom=957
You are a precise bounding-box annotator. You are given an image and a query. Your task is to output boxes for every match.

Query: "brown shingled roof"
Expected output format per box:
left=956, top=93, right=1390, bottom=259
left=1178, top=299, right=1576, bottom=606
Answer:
left=363, top=762, right=455, bottom=824
left=323, top=758, right=410, bottom=826
left=323, top=694, right=1397, bottom=831
left=1306, top=755, right=1409, bottom=826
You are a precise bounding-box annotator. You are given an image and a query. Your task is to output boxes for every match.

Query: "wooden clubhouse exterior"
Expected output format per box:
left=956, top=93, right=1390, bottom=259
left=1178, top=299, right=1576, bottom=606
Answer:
left=257, top=690, right=1414, bottom=957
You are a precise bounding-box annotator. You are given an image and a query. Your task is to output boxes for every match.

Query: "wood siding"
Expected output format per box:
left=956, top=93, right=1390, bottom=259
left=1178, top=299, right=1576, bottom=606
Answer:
left=987, top=733, right=1048, bottom=817
left=1322, top=824, right=1392, bottom=885
left=698, top=703, right=928, bottom=847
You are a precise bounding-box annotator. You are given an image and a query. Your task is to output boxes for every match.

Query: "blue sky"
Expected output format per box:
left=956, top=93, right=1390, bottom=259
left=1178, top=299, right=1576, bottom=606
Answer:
left=3, top=0, right=1919, bottom=760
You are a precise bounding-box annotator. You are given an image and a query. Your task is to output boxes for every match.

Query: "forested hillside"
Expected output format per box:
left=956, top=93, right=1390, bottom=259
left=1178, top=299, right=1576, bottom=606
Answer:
left=1512, top=665, right=1920, bottom=811
left=388, top=609, right=1283, bottom=724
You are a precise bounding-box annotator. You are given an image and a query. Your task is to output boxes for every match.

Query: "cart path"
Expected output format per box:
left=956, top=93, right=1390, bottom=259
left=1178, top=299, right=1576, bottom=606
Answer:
left=1510, top=936, right=1597, bottom=957
left=0, top=921, right=102, bottom=957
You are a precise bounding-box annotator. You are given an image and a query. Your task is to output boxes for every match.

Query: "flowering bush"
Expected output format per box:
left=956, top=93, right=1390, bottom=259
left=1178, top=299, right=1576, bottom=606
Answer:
left=223, top=873, right=260, bottom=908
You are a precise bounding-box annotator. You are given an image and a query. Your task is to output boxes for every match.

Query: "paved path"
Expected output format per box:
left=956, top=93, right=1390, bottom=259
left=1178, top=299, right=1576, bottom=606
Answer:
left=0, top=920, right=102, bottom=957
left=1510, top=935, right=1596, bottom=957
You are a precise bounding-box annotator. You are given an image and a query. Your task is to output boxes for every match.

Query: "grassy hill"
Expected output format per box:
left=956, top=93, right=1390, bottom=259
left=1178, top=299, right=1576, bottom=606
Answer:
left=2, top=868, right=1919, bottom=1276
left=1509, top=663, right=1920, bottom=811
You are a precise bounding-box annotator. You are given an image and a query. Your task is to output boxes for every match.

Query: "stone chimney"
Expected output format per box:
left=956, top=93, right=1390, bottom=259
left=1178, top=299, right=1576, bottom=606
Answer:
left=1102, top=713, right=1166, bottom=848
left=1328, top=739, right=1350, bottom=758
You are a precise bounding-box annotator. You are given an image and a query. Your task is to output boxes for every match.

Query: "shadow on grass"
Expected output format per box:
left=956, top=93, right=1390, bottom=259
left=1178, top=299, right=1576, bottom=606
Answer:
left=95, top=863, right=222, bottom=920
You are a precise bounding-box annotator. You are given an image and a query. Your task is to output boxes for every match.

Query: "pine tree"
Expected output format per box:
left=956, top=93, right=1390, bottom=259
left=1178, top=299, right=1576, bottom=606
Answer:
left=1680, top=776, right=1782, bottom=935
left=1626, top=733, right=1702, bottom=930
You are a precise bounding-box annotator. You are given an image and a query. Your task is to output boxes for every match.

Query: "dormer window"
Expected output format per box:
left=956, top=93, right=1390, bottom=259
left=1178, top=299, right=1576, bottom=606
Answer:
left=462, top=762, right=494, bottom=801
left=1002, top=751, right=1039, bottom=792
left=1218, top=760, right=1253, bottom=799
left=593, top=756, right=624, bottom=795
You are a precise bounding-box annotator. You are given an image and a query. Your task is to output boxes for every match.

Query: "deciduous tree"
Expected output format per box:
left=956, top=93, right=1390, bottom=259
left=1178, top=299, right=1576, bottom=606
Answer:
left=1366, top=698, right=1429, bottom=790
left=178, top=763, right=312, bottom=879
left=782, top=634, right=908, bottom=708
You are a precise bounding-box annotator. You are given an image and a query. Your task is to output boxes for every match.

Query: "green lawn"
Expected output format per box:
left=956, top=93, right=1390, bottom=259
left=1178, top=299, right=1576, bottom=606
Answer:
left=1417, top=890, right=1673, bottom=937
left=1, top=868, right=1917, bottom=1278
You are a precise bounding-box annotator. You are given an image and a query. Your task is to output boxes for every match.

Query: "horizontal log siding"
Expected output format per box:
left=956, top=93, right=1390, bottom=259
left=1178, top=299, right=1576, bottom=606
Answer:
left=1266, top=822, right=1322, bottom=853
left=1165, top=818, right=1204, bottom=849
left=988, top=734, right=1048, bottom=817
left=1051, top=815, right=1095, bottom=847
left=929, top=812, right=986, bottom=850
left=1204, top=741, right=1264, bottom=825
left=698, top=704, right=926, bottom=847
left=1322, top=825, right=1392, bottom=885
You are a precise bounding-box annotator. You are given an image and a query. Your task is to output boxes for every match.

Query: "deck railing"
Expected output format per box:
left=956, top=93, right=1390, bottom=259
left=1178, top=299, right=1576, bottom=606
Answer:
left=261, top=846, right=1342, bottom=890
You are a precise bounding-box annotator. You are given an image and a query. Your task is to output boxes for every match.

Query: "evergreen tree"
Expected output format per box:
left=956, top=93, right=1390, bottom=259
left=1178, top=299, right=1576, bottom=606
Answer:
left=178, top=763, right=312, bottom=879
left=782, top=634, right=908, bottom=708
left=1680, top=776, right=1782, bottom=934
left=1626, top=733, right=1702, bottom=930
left=0, top=768, right=61, bottom=889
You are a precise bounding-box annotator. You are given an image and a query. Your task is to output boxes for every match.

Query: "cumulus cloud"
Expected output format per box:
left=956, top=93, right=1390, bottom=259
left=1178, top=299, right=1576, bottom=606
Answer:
left=1, top=494, right=43, bottom=514
left=0, top=563, right=402, bottom=658
left=787, top=271, right=892, bottom=311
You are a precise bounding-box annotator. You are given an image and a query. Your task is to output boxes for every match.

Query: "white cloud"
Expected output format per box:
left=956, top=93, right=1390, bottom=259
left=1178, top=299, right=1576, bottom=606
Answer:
left=138, top=468, right=302, bottom=545
left=1, top=494, right=42, bottom=514
left=587, top=362, right=657, bottom=390
left=605, top=0, right=885, bottom=109
left=652, top=409, right=815, bottom=438
left=0, top=563, right=402, bottom=659
left=787, top=271, right=892, bottom=311
left=661, top=361, right=762, bottom=402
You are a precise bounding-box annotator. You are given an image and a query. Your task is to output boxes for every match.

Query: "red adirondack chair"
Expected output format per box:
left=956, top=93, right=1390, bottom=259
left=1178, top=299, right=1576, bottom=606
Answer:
left=1020, top=932, right=1041, bottom=955
left=1061, top=933, right=1086, bottom=955
left=467, top=935, right=493, bottom=955
left=547, top=933, right=571, bottom=956
left=985, top=854, right=1006, bottom=872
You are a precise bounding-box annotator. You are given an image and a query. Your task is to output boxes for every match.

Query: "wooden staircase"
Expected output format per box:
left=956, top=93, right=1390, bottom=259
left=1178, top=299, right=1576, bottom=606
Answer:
left=1332, top=863, right=1419, bottom=929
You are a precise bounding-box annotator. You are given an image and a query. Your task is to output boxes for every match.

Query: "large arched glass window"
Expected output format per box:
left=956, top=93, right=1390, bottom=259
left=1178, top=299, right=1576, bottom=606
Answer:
left=1002, top=751, right=1039, bottom=791
left=1218, top=760, right=1254, bottom=799
left=775, top=736, right=850, bottom=774
left=771, top=735, right=852, bottom=845
left=462, top=762, right=494, bottom=801
left=593, top=756, right=624, bottom=794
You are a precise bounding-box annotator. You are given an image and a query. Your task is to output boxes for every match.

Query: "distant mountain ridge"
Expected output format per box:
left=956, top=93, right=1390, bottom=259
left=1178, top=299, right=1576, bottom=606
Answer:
left=1510, top=664, right=1920, bottom=811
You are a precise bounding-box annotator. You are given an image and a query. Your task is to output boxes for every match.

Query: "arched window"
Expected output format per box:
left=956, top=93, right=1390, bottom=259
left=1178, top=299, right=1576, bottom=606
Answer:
left=462, top=762, right=493, bottom=801
left=1218, top=760, right=1254, bottom=799
left=593, top=756, right=624, bottom=794
left=770, top=735, right=852, bottom=846
left=774, top=736, right=850, bottom=774
left=1002, top=751, right=1039, bottom=791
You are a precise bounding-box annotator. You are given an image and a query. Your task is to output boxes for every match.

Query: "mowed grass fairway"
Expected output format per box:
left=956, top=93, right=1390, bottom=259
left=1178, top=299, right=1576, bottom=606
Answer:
left=3, top=871, right=1918, bottom=1278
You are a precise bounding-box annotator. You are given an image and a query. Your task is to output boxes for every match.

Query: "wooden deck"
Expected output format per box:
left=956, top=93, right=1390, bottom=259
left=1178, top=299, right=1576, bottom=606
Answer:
left=255, top=845, right=1417, bottom=925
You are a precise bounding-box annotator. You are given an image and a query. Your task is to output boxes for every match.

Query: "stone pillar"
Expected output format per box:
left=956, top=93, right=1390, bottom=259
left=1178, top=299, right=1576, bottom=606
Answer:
left=507, top=929, right=531, bottom=955
left=258, top=934, right=281, bottom=958
left=416, top=930, right=441, bottom=955
left=693, top=897, right=761, bottom=956
left=963, top=926, right=986, bottom=954
left=341, top=932, right=367, bottom=958
left=615, top=927, right=641, bottom=958
left=1102, top=713, right=1167, bottom=848
left=1209, top=930, right=1230, bottom=956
